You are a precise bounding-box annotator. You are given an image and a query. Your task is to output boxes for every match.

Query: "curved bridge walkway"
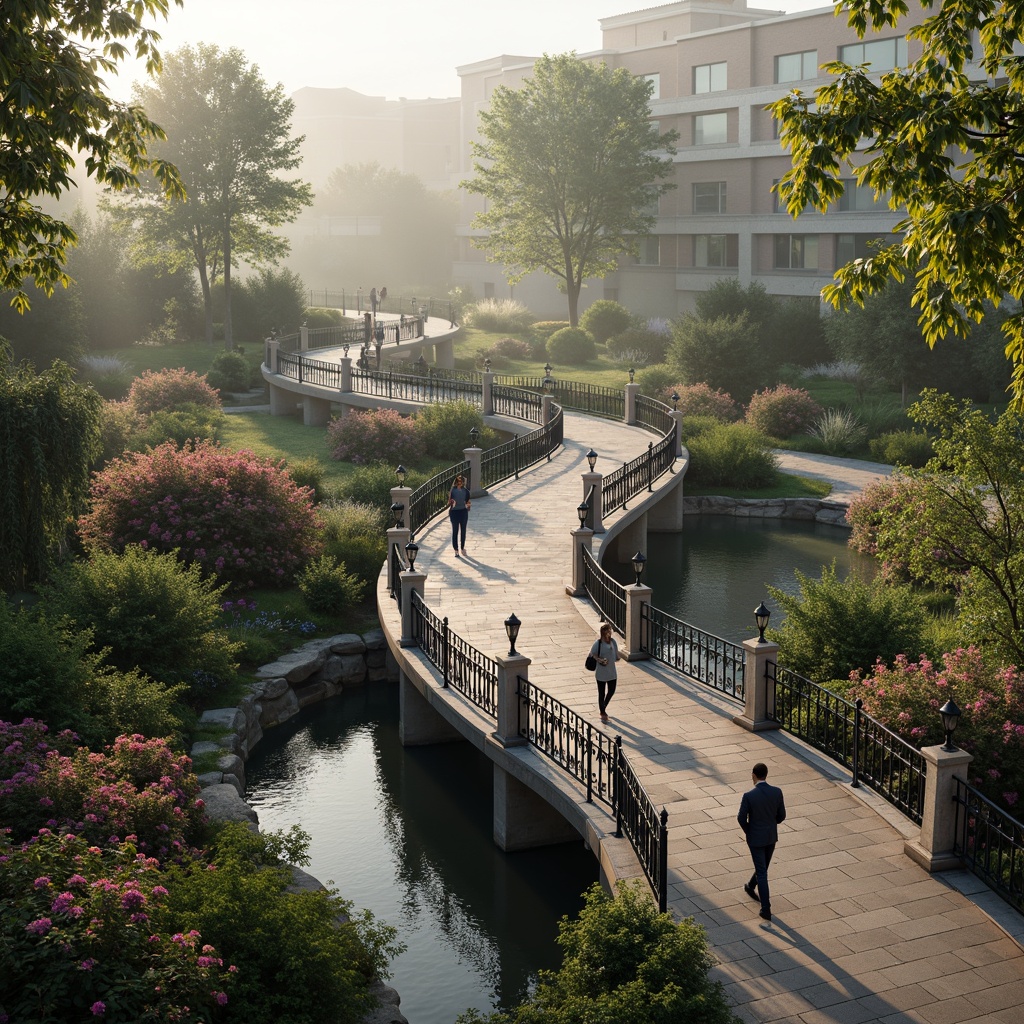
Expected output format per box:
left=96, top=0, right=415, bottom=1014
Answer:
left=388, top=409, right=1024, bottom=1024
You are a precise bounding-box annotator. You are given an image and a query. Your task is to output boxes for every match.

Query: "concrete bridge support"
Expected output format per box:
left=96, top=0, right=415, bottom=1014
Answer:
left=612, top=512, right=647, bottom=565
left=269, top=380, right=297, bottom=417
left=492, top=763, right=582, bottom=852
left=433, top=337, right=455, bottom=369
left=398, top=673, right=463, bottom=747
left=303, top=395, right=333, bottom=427
left=647, top=471, right=685, bottom=533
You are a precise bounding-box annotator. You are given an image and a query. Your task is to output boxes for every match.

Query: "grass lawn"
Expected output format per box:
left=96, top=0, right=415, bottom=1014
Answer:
left=686, top=474, right=832, bottom=500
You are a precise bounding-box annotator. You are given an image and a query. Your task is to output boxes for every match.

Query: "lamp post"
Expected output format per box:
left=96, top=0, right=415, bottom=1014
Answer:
left=343, top=342, right=350, bottom=358
left=469, top=426, right=480, bottom=446
left=390, top=502, right=404, bottom=528
left=504, top=613, right=521, bottom=656
left=373, top=322, right=384, bottom=369
left=631, top=551, right=647, bottom=586
left=754, top=601, right=770, bottom=643
left=417, top=354, right=428, bottom=373
left=629, top=366, right=635, bottom=384
left=939, top=699, right=962, bottom=752
left=484, top=357, right=491, bottom=372
left=671, top=392, right=680, bottom=411
left=395, top=465, right=406, bottom=486
left=586, top=448, right=598, bottom=472
left=405, top=540, right=419, bottom=570
left=577, top=501, right=589, bottom=528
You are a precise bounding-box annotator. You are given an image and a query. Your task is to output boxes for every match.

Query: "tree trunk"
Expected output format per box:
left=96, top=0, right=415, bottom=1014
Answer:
left=198, top=264, right=214, bottom=346
left=564, top=253, right=579, bottom=326
left=222, top=222, right=233, bottom=351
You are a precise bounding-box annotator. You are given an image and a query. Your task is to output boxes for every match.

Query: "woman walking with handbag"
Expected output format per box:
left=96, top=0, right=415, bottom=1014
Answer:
left=588, top=622, right=620, bottom=723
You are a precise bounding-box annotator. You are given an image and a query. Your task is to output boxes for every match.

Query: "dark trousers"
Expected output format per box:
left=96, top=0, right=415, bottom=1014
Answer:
left=597, top=677, right=617, bottom=714
left=449, top=508, right=468, bottom=550
left=747, top=842, right=776, bottom=912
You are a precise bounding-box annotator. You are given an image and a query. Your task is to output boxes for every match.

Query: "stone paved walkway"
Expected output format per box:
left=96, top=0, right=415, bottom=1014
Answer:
left=404, top=410, right=1024, bottom=1024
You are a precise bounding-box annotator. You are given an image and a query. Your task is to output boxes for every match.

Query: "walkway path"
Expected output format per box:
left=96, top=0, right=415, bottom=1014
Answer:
left=405, top=412, right=1024, bottom=1024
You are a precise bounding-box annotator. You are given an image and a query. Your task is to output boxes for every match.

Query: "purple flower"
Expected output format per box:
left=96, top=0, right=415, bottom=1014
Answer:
left=26, top=917, right=53, bottom=935
left=91, top=1001, right=106, bottom=1016
left=33, top=876, right=51, bottom=889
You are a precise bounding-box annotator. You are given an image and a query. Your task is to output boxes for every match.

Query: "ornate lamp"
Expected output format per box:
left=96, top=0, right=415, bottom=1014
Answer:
left=586, top=449, right=598, bottom=472
left=390, top=502, right=404, bottom=528
left=754, top=601, right=771, bottom=643
left=577, top=501, right=589, bottom=528
left=470, top=426, right=480, bottom=446
left=628, top=366, right=635, bottom=384
left=671, top=392, right=680, bottom=411
left=405, top=540, right=419, bottom=570
left=939, top=699, right=962, bottom=752
left=395, top=465, right=407, bottom=486
left=504, top=612, right=522, bottom=656
left=631, top=551, right=647, bottom=586
left=484, top=357, right=492, bottom=372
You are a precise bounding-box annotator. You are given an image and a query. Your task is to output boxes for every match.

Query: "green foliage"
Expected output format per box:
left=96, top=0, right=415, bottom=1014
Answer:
left=868, top=429, right=933, bottom=468
left=459, top=880, right=737, bottom=1024
left=416, top=400, right=497, bottom=461
left=232, top=267, right=307, bottom=346
left=0, top=358, right=102, bottom=588
left=770, top=4, right=1024, bottom=402
left=547, top=326, right=596, bottom=365
left=326, top=408, right=425, bottom=465
left=464, top=299, right=536, bottom=333
left=127, top=366, right=221, bottom=413
left=41, top=546, right=240, bottom=693
left=664, top=383, right=737, bottom=422
left=606, top=327, right=671, bottom=366
left=0, top=0, right=184, bottom=311
left=297, top=554, right=366, bottom=614
left=745, top=385, right=823, bottom=438
left=319, top=500, right=389, bottom=586
left=77, top=354, right=134, bottom=399
left=287, top=457, right=327, bottom=502
left=579, top=300, right=631, bottom=344
left=808, top=407, right=867, bottom=456
left=685, top=423, right=778, bottom=489
left=768, top=563, right=930, bottom=681
left=464, top=53, right=678, bottom=325
left=162, top=823, right=402, bottom=1024
left=337, top=462, right=418, bottom=511
left=207, top=350, right=252, bottom=392
left=530, top=321, right=572, bottom=340
left=670, top=312, right=766, bottom=404
left=635, top=364, right=679, bottom=399
left=141, top=402, right=225, bottom=448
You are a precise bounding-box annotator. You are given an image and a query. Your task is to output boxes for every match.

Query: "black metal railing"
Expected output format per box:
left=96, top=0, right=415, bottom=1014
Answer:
left=410, top=591, right=497, bottom=718
left=636, top=394, right=675, bottom=435
left=581, top=547, right=626, bottom=636
left=492, top=384, right=543, bottom=422
left=640, top=604, right=745, bottom=702
left=308, top=289, right=457, bottom=324
left=480, top=407, right=563, bottom=488
left=408, top=460, right=471, bottom=537
left=276, top=351, right=344, bottom=388
left=352, top=369, right=480, bottom=404
left=602, top=431, right=676, bottom=515
left=767, top=662, right=926, bottom=823
left=517, top=676, right=668, bottom=912
left=953, top=777, right=1024, bottom=914
left=385, top=361, right=479, bottom=385
left=389, top=541, right=409, bottom=606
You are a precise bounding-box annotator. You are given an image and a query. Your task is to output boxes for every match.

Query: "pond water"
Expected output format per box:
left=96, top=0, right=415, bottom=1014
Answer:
left=245, top=685, right=597, bottom=1024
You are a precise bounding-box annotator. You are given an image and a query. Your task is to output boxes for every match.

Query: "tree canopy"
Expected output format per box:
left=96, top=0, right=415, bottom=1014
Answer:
left=462, top=53, right=677, bottom=326
left=770, top=0, right=1024, bottom=403
left=1, top=0, right=183, bottom=312
left=108, top=44, right=312, bottom=347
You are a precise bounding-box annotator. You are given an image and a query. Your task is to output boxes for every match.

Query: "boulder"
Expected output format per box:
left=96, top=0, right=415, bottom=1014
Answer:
left=340, top=653, right=368, bottom=685
left=363, top=628, right=387, bottom=651
left=257, top=677, right=290, bottom=701
left=199, top=784, right=258, bottom=825
left=196, top=771, right=224, bottom=788
left=259, top=687, right=300, bottom=728
left=255, top=639, right=330, bottom=684
left=199, top=707, right=245, bottom=733
left=221, top=773, right=244, bottom=797
left=189, top=740, right=220, bottom=762
left=329, top=633, right=368, bottom=655
left=362, top=981, right=409, bottom=1024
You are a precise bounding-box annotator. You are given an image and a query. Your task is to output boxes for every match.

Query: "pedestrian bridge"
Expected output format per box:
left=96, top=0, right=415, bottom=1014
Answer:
left=262, top=347, right=1024, bottom=1024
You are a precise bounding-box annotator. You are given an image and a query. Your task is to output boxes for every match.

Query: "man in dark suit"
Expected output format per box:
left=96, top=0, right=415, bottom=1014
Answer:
left=737, top=762, right=786, bottom=921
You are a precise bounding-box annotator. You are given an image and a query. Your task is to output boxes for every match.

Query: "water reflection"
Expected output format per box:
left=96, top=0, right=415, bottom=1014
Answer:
left=245, top=684, right=596, bottom=1024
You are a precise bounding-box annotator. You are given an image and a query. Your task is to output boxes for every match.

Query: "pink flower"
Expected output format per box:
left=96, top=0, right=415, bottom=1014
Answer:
left=91, top=1001, right=106, bottom=1016
left=26, top=917, right=53, bottom=935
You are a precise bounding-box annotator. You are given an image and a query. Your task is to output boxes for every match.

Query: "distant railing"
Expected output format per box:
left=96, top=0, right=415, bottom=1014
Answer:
left=307, top=288, right=456, bottom=324
left=581, top=546, right=626, bottom=636
left=602, top=432, right=676, bottom=515
left=767, top=662, right=926, bottom=823
left=480, top=408, right=563, bottom=488
left=953, top=777, right=1024, bottom=913
left=640, top=604, right=745, bottom=702
left=276, top=351, right=343, bottom=388
left=351, top=369, right=480, bottom=404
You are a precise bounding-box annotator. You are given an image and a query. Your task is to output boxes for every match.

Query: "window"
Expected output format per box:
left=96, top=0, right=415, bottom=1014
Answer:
left=694, top=62, right=727, bottom=93
left=694, top=234, right=738, bottom=268
left=643, top=73, right=661, bottom=100
left=693, top=182, right=727, bottom=214
left=774, top=234, right=819, bottom=269
left=839, top=37, right=907, bottom=72
left=775, top=50, right=817, bottom=83
left=636, top=236, right=660, bottom=266
left=838, top=179, right=887, bottom=211
left=772, top=179, right=813, bottom=214
left=836, top=233, right=886, bottom=265
left=694, top=112, right=728, bottom=145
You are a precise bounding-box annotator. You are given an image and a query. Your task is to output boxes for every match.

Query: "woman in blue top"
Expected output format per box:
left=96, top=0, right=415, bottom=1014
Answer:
left=448, top=474, right=471, bottom=556
left=589, top=622, right=621, bottom=723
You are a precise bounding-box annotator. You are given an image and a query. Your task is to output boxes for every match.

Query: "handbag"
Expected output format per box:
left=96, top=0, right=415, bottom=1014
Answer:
left=585, top=653, right=597, bottom=671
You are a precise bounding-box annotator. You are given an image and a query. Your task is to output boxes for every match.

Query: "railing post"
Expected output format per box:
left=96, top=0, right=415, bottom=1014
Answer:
left=582, top=470, right=604, bottom=533
left=541, top=394, right=553, bottom=425
left=399, top=569, right=426, bottom=647
left=300, top=323, right=309, bottom=352
left=733, top=639, right=780, bottom=732
left=851, top=698, right=862, bottom=788
left=614, top=736, right=624, bottom=837
left=513, top=434, right=520, bottom=479
left=482, top=367, right=494, bottom=416
left=625, top=380, right=640, bottom=425
left=647, top=441, right=654, bottom=491
left=658, top=808, right=669, bottom=914
left=566, top=527, right=594, bottom=597
left=464, top=443, right=484, bottom=498
left=586, top=723, right=593, bottom=804
left=386, top=526, right=410, bottom=595
left=904, top=745, right=973, bottom=872
left=494, top=651, right=531, bottom=748
left=265, top=338, right=279, bottom=374
left=624, top=586, right=653, bottom=660
left=671, top=408, right=684, bottom=457
left=340, top=354, right=352, bottom=393
left=442, top=616, right=450, bottom=688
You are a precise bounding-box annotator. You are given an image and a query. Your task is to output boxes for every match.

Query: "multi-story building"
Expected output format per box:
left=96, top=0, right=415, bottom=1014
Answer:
left=453, top=0, right=924, bottom=319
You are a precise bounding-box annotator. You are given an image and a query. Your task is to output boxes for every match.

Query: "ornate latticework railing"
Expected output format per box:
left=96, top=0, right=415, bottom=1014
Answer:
left=580, top=546, right=626, bottom=635
left=953, top=778, right=1024, bottom=914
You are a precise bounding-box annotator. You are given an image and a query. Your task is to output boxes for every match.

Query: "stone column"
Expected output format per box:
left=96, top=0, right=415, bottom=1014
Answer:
left=390, top=485, right=413, bottom=531
left=904, top=745, right=974, bottom=872
left=624, top=583, right=652, bottom=660
left=340, top=355, right=352, bottom=393
left=386, top=526, right=411, bottom=594
left=565, top=527, right=594, bottom=596
left=625, top=381, right=640, bottom=425
left=399, top=570, right=426, bottom=647
left=299, top=323, right=309, bottom=352
left=494, top=651, right=531, bottom=748
left=582, top=471, right=604, bottom=533
left=464, top=445, right=484, bottom=498
left=482, top=368, right=494, bottom=416
left=541, top=394, right=553, bottom=425
left=733, top=638, right=781, bottom=732
left=671, top=408, right=684, bottom=457
left=266, top=338, right=279, bottom=373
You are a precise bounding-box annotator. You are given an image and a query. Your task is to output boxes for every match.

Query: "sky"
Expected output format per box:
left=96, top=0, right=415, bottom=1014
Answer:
left=109, top=0, right=830, bottom=102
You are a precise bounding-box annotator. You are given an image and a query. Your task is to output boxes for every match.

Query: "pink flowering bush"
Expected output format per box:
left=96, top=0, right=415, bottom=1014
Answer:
left=0, top=831, right=233, bottom=1022
left=848, top=647, right=1024, bottom=813
left=127, top=368, right=221, bottom=414
left=845, top=475, right=931, bottom=581
left=326, top=408, right=425, bottom=466
left=79, top=441, right=323, bottom=588
left=745, top=385, right=823, bottom=438
left=659, top=382, right=738, bottom=422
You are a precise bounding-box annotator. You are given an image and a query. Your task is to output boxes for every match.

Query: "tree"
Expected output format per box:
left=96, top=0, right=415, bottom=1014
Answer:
left=109, top=45, right=312, bottom=347
left=462, top=53, right=678, bottom=326
left=1, top=0, right=183, bottom=312
left=669, top=311, right=767, bottom=404
left=0, top=354, right=102, bottom=589
left=770, top=0, right=1024, bottom=404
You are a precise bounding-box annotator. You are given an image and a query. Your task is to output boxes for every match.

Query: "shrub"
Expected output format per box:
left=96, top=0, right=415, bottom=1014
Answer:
left=0, top=832, right=233, bottom=1022
left=326, top=408, right=425, bottom=465
left=138, top=402, right=225, bottom=448
left=488, top=337, right=533, bottom=359
left=287, top=457, right=327, bottom=502
left=206, top=350, right=251, bottom=393
left=663, top=382, right=738, bottom=422
left=547, top=326, right=596, bottom=365
left=806, top=360, right=864, bottom=382
left=297, top=554, right=366, bottom=614
left=78, top=354, right=133, bottom=399
left=681, top=414, right=726, bottom=443
left=42, top=546, right=240, bottom=692
left=97, top=399, right=143, bottom=464
left=686, top=422, right=778, bottom=488
left=162, top=823, right=401, bottom=1024
left=808, top=407, right=867, bottom=455
left=768, top=562, right=930, bottom=681
left=463, top=298, right=535, bottom=333
left=127, top=367, right=220, bottom=414
left=855, top=396, right=911, bottom=436
left=605, top=327, right=670, bottom=365
left=529, top=320, right=571, bottom=340
left=338, top=462, right=422, bottom=511
left=848, top=648, right=1024, bottom=812
left=745, top=385, right=823, bottom=438
left=319, top=500, right=389, bottom=586
left=846, top=475, right=925, bottom=567
left=670, top=311, right=767, bottom=404
left=304, top=306, right=343, bottom=329
left=868, top=428, right=933, bottom=468
left=79, top=441, right=323, bottom=588
left=579, top=300, right=631, bottom=344
left=416, top=401, right=496, bottom=462
left=635, top=364, right=679, bottom=398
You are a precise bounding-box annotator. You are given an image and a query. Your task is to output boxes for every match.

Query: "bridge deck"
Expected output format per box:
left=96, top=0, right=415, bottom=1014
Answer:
left=401, top=409, right=1024, bottom=1024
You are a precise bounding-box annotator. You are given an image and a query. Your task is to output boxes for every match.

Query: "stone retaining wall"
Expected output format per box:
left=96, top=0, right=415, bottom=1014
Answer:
left=682, top=494, right=851, bottom=528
